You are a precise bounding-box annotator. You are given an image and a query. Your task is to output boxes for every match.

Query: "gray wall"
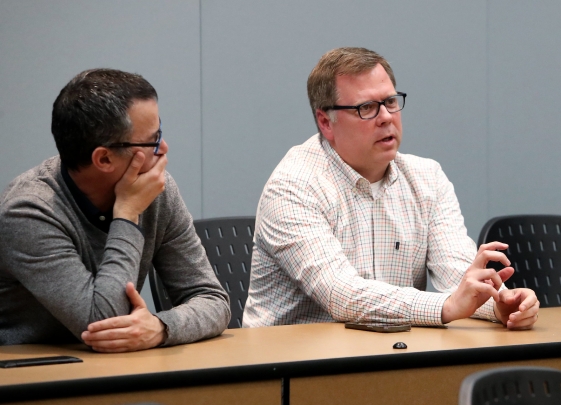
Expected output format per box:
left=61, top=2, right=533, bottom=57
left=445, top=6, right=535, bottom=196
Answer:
left=0, top=0, right=203, bottom=214
left=2, top=1, right=561, bottom=306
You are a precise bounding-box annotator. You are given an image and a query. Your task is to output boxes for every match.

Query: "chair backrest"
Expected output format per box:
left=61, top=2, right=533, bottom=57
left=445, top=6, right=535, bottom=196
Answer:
left=477, top=215, right=561, bottom=307
left=148, top=267, right=173, bottom=313
left=148, top=216, right=256, bottom=323
left=459, top=366, right=561, bottom=405
left=194, top=216, right=255, bottom=329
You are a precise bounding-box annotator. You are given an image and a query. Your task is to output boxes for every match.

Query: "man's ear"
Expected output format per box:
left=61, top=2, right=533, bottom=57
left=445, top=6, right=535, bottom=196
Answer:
left=316, top=109, right=335, bottom=142
left=91, top=147, right=116, bottom=173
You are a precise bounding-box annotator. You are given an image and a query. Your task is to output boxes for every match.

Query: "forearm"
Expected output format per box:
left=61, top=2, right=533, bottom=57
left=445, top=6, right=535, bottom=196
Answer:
left=313, top=261, right=449, bottom=325
left=149, top=182, right=230, bottom=345
left=266, top=229, right=447, bottom=325
left=156, top=293, right=230, bottom=346
left=83, top=220, right=145, bottom=319
left=0, top=202, right=145, bottom=339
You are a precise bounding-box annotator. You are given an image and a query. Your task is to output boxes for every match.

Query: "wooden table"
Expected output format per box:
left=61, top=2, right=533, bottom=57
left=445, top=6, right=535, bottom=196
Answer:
left=1, top=308, right=560, bottom=405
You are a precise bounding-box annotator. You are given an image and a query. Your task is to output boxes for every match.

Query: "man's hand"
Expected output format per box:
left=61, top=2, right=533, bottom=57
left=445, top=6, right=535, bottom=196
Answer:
left=113, top=152, right=168, bottom=224
left=442, top=242, right=514, bottom=324
left=494, top=288, right=540, bottom=330
left=81, top=282, right=167, bottom=353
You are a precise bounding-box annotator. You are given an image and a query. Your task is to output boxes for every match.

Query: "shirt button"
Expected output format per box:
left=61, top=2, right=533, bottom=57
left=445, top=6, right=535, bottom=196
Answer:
left=99, top=216, right=106, bottom=221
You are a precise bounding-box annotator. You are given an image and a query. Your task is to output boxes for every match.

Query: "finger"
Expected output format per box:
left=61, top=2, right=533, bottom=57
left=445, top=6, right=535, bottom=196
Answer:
left=472, top=267, right=506, bottom=283
left=82, top=326, right=133, bottom=342
left=486, top=269, right=507, bottom=290
left=92, top=346, right=129, bottom=353
left=473, top=250, right=511, bottom=269
left=122, top=152, right=146, bottom=183
left=151, top=155, right=168, bottom=188
left=507, top=319, right=536, bottom=330
left=497, top=267, right=514, bottom=283
left=508, top=299, right=539, bottom=322
left=518, top=291, right=539, bottom=312
left=154, top=153, right=168, bottom=171
left=86, top=314, right=133, bottom=333
left=89, top=339, right=132, bottom=353
left=478, top=241, right=509, bottom=253
left=126, top=282, right=147, bottom=309
left=499, top=288, right=521, bottom=304
left=82, top=321, right=132, bottom=340
left=510, top=304, right=540, bottom=323
left=507, top=311, right=539, bottom=330
left=472, top=281, right=501, bottom=302
left=144, top=154, right=167, bottom=179
left=500, top=288, right=538, bottom=312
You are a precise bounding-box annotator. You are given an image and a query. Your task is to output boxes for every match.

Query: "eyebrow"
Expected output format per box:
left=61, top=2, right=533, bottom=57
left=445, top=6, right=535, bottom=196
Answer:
left=355, top=93, right=399, bottom=104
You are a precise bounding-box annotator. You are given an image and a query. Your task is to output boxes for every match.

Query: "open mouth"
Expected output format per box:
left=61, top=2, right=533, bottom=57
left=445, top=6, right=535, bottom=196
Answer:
left=378, top=136, right=394, bottom=143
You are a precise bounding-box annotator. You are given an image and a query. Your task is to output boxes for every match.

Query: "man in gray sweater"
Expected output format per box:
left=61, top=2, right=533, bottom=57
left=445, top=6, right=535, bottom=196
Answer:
left=0, top=69, right=230, bottom=352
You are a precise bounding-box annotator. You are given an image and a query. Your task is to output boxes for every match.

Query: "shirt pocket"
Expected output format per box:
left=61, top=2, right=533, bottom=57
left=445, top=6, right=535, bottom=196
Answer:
left=376, top=240, right=427, bottom=288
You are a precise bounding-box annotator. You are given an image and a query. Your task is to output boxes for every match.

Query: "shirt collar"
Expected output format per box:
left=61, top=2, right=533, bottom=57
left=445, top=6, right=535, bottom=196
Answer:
left=320, top=136, right=400, bottom=192
left=60, top=163, right=113, bottom=232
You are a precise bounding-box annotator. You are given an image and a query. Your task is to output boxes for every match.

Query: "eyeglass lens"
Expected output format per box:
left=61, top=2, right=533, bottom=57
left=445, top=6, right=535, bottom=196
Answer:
left=358, top=95, right=405, bottom=119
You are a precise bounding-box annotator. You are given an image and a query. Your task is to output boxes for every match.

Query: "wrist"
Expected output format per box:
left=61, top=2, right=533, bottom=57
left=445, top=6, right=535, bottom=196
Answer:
left=156, top=318, right=168, bottom=346
left=493, top=302, right=507, bottom=325
left=113, top=204, right=139, bottom=224
left=441, top=296, right=455, bottom=324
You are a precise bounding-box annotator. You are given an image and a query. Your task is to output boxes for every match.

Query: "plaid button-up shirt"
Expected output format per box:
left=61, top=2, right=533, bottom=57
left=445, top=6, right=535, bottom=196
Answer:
left=243, top=134, right=497, bottom=327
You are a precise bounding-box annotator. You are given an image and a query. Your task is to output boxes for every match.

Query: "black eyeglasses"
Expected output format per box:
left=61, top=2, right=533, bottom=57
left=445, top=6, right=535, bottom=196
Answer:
left=107, top=120, right=163, bottom=155
left=324, top=92, right=406, bottom=120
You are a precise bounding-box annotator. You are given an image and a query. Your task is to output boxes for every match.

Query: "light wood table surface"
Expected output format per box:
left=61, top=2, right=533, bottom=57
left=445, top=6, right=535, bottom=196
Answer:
left=1, top=307, right=560, bottom=405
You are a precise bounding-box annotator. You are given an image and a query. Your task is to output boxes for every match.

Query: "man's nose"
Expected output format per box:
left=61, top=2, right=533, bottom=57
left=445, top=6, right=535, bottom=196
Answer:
left=157, top=139, right=169, bottom=155
left=376, top=104, right=393, bottom=124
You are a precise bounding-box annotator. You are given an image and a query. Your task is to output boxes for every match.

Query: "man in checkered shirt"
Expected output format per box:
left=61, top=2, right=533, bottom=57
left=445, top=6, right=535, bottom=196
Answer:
left=243, top=47, right=539, bottom=330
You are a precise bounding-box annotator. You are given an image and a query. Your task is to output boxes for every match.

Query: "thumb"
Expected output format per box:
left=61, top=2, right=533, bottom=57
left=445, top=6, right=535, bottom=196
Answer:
left=126, top=282, right=147, bottom=310
left=500, top=288, right=521, bottom=304
left=497, top=266, right=514, bottom=283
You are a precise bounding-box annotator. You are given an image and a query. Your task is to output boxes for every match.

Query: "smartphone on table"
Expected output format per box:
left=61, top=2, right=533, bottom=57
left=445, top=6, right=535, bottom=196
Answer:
left=0, top=355, right=82, bottom=368
left=345, top=322, right=411, bottom=333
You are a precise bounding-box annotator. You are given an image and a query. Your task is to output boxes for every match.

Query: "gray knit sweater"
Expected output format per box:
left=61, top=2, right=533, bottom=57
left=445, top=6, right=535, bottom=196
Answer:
left=0, top=156, right=230, bottom=346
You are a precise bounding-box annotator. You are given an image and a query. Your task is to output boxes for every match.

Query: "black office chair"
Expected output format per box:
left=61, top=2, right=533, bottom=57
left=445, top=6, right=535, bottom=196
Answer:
left=478, top=215, right=561, bottom=307
left=149, top=216, right=255, bottom=328
left=149, top=266, right=173, bottom=312
left=194, top=216, right=255, bottom=329
left=459, top=366, right=561, bottom=405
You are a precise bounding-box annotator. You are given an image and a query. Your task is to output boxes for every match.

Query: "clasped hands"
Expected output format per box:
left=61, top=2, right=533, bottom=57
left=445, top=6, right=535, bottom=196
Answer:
left=441, top=241, right=540, bottom=330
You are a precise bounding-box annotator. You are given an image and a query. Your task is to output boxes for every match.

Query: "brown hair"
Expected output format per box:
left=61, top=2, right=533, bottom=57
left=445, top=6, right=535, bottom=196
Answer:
left=307, top=47, right=396, bottom=131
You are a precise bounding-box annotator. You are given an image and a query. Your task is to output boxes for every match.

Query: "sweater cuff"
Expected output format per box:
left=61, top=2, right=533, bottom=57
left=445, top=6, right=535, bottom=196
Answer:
left=112, top=217, right=144, bottom=236
left=154, top=311, right=178, bottom=347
